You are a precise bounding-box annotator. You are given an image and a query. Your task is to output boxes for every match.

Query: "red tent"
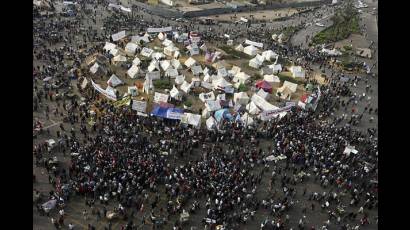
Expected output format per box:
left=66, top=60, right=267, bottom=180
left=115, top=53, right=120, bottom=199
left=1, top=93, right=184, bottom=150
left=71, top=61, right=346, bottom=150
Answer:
left=255, top=80, right=273, bottom=93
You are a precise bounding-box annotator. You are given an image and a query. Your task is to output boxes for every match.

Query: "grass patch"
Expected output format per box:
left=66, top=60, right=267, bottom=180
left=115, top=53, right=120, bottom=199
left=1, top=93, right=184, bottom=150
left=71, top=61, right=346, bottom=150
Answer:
left=312, top=3, right=360, bottom=45
left=238, top=83, right=248, bottom=92
left=184, top=100, right=192, bottom=107
left=220, top=45, right=249, bottom=59
left=153, top=79, right=172, bottom=90
left=278, top=72, right=304, bottom=85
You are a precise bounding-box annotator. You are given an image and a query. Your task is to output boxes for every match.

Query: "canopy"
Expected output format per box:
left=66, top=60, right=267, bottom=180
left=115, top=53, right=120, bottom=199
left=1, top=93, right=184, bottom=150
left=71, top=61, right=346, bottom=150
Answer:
left=171, top=59, right=182, bottom=69
left=160, top=60, right=171, bottom=71
left=107, top=74, right=123, bottom=87
left=181, top=113, right=201, bottom=128
left=214, top=109, right=233, bottom=122
left=255, top=80, right=273, bottom=93
left=249, top=57, right=262, bottom=69
left=243, top=45, right=258, bottom=56
left=234, top=92, right=249, bottom=105
left=199, top=92, right=215, bottom=102
left=184, top=57, right=197, bottom=68
left=281, top=81, right=298, bottom=93
left=263, top=74, right=280, bottom=83
left=246, top=101, right=261, bottom=115
left=235, top=44, right=244, bottom=52
left=262, top=50, right=278, bottom=61
left=205, top=100, right=222, bottom=112
left=212, top=77, right=232, bottom=90
left=268, top=64, right=282, bottom=74
left=125, top=42, right=139, bottom=55
left=233, top=72, right=250, bottom=84
left=154, top=92, right=169, bottom=103
left=170, top=85, right=182, bottom=100
left=206, top=116, right=217, bottom=130
left=166, top=68, right=178, bottom=78
left=180, top=81, right=192, bottom=93
left=140, top=47, right=154, bottom=58
left=112, top=30, right=126, bottom=42
left=257, top=88, right=269, bottom=100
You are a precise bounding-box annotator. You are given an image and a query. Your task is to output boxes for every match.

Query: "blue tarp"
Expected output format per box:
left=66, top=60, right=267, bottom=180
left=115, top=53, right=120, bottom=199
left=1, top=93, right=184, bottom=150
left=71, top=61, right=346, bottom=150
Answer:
left=214, top=109, right=233, bottom=122
left=151, top=106, right=168, bottom=118
left=151, top=106, right=184, bottom=120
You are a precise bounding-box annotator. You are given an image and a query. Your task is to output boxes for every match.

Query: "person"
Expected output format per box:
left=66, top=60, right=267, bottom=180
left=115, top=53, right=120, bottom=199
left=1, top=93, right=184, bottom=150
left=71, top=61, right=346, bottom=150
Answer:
left=83, top=209, right=88, bottom=221
left=68, top=223, right=75, bottom=229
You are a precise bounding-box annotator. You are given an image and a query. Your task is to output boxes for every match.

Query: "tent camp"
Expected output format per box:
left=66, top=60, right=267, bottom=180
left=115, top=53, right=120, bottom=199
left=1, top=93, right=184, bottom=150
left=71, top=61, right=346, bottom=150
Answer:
left=107, top=74, right=123, bottom=87
left=171, top=59, right=182, bottom=70
left=262, top=50, right=278, bottom=61
left=246, top=101, right=261, bottom=115
left=268, top=64, right=282, bottom=74
left=184, top=57, right=197, bottom=68
left=191, top=65, right=203, bottom=76
left=234, top=92, right=250, bottom=105
left=160, top=60, right=171, bottom=71
left=127, top=65, right=140, bottom=79
left=217, top=67, right=228, bottom=78
left=170, top=85, right=182, bottom=100
left=181, top=113, right=201, bottom=128
left=140, top=47, right=154, bottom=58
left=89, top=62, right=107, bottom=75
left=148, top=61, right=160, bottom=72
left=165, top=68, right=179, bottom=78
left=263, top=74, right=280, bottom=84
left=187, top=43, right=200, bottom=56
left=249, top=57, right=263, bottom=69
left=206, top=116, right=217, bottom=130
left=125, top=42, right=140, bottom=55
left=255, top=80, right=273, bottom=93
left=164, top=45, right=179, bottom=57
left=175, top=75, right=185, bottom=85
left=113, top=55, right=127, bottom=63
left=199, top=92, right=215, bottom=102
left=132, top=57, right=141, bottom=66
left=180, top=81, right=193, bottom=93
left=243, top=45, right=259, bottom=56
left=235, top=44, right=244, bottom=52
left=290, top=66, right=305, bottom=78
left=277, top=81, right=298, bottom=100
left=257, top=88, right=270, bottom=100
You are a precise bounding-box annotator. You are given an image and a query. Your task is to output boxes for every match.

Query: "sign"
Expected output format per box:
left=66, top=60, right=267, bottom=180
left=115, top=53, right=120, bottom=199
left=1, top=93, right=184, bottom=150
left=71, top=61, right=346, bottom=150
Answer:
left=112, top=31, right=126, bottom=42
left=113, top=96, right=131, bottom=108
left=166, top=111, right=183, bottom=120
left=120, top=6, right=131, bottom=13
left=154, top=92, right=169, bottom=103
left=132, top=100, right=147, bottom=112
left=91, top=80, right=117, bottom=101
left=147, top=26, right=172, bottom=33
left=245, top=39, right=263, bottom=48
left=260, top=105, right=293, bottom=121
left=285, top=101, right=296, bottom=107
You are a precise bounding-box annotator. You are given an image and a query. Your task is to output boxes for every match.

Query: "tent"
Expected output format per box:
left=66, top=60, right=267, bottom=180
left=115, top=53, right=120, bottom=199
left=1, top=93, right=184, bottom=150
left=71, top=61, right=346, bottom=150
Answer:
left=148, top=60, right=160, bottom=72
left=170, top=85, right=182, bottom=100
left=164, top=45, right=179, bottom=57
left=263, top=74, right=280, bottom=84
left=251, top=94, right=277, bottom=111
left=249, top=57, right=262, bottom=69
left=174, top=50, right=180, bottom=59
left=160, top=60, right=171, bottom=71
left=268, top=64, right=282, bottom=74
left=158, top=32, right=166, bottom=41
left=257, top=88, right=269, bottom=100
left=217, top=67, right=228, bottom=78
left=125, top=42, right=140, bottom=55
left=103, top=42, right=117, bottom=52
left=105, top=86, right=118, bottom=99
left=243, top=45, right=259, bottom=56
left=181, top=113, right=201, bottom=128
left=170, top=59, right=182, bottom=70
left=110, top=48, right=120, bottom=56
left=146, top=71, right=160, bottom=80
left=154, top=92, right=169, bottom=103
left=132, top=57, right=141, bottom=66
left=276, top=87, right=293, bottom=100
left=140, top=47, right=154, bottom=58
left=260, top=67, right=274, bottom=76
left=107, top=74, right=123, bottom=87
left=175, top=75, right=185, bottom=85
left=191, top=65, right=203, bottom=76
left=202, top=107, right=211, bottom=118
left=246, top=101, right=261, bottom=115
left=199, top=92, right=215, bottom=102
left=281, top=81, right=298, bottom=93
left=191, top=77, right=201, bottom=87
left=255, top=80, right=273, bottom=93
left=165, top=68, right=178, bottom=78
left=200, top=43, right=207, bottom=51
left=128, top=86, right=138, bottom=96
left=214, top=109, right=233, bottom=122
left=203, top=74, right=211, bottom=83
left=234, top=92, right=250, bottom=105
left=205, top=100, right=222, bottom=112
left=206, top=116, right=217, bottom=130
left=113, top=55, right=127, bottom=62
left=180, top=81, right=193, bottom=93
left=127, top=65, right=140, bottom=79
left=187, top=43, right=199, bottom=56
left=230, top=66, right=241, bottom=75
left=216, top=94, right=226, bottom=101
left=162, top=39, right=173, bottom=47
left=143, top=78, right=153, bottom=94
left=290, top=66, right=305, bottom=78
left=184, top=57, right=197, bottom=68
left=152, top=52, right=165, bottom=60
left=112, top=30, right=126, bottom=41
left=262, top=50, right=278, bottom=61
left=241, top=112, right=254, bottom=126
left=212, top=77, right=233, bottom=91
left=321, top=48, right=342, bottom=56
left=235, top=44, right=244, bottom=52
left=212, top=60, right=229, bottom=70
left=89, top=62, right=106, bottom=75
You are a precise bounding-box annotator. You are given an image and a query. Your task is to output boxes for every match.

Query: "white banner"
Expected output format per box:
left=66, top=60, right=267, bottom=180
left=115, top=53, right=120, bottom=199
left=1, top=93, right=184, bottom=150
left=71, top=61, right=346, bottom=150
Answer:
left=154, top=92, right=169, bottom=103
left=132, top=100, right=147, bottom=112
left=245, top=39, right=263, bottom=48
left=167, top=111, right=183, bottom=120
left=201, top=81, right=212, bottom=90
left=147, top=26, right=173, bottom=33
left=91, top=80, right=117, bottom=101
left=260, top=105, right=293, bottom=121
left=112, top=31, right=126, bottom=42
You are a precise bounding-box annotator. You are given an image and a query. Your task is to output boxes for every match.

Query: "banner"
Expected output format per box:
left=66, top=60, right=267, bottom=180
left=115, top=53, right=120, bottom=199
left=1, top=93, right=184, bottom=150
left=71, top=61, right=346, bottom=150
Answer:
left=113, top=96, right=131, bottom=108
left=245, top=39, right=263, bottom=48
left=260, top=105, right=293, bottom=121
left=154, top=92, right=169, bottom=103
left=166, top=110, right=183, bottom=120
left=132, top=100, right=147, bottom=112
left=112, top=31, right=126, bottom=42
left=91, top=80, right=117, bottom=101
left=147, top=26, right=172, bottom=33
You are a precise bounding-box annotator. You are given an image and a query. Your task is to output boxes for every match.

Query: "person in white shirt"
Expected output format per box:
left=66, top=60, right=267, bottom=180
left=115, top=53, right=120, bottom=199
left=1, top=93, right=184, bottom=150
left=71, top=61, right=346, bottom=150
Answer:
left=68, top=223, right=75, bottom=229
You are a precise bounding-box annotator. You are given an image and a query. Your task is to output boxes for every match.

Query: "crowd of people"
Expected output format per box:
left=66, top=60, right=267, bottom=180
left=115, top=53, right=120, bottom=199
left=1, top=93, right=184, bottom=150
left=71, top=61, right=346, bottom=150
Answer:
left=33, top=0, right=377, bottom=229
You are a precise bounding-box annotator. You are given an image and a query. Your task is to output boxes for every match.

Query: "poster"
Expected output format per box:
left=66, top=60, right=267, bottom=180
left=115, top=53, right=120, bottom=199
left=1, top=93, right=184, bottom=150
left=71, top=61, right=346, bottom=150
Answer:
left=132, top=100, right=147, bottom=112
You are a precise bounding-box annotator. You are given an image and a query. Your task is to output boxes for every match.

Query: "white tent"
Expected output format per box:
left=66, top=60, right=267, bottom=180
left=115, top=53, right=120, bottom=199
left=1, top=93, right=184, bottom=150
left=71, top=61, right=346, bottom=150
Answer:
left=212, top=61, right=228, bottom=70
left=203, top=74, right=212, bottom=83
left=103, top=42, right=116, bottom=52
left=206, top=116, right=217, bottom=130
left=260, top=67, right=274, bottom=76
left=174, top=50, right=180, bottom=59
left=110, top=48, right=120, bottom=56
left=157, top=32, right=166, bottom=41
left=203, top=67, right=210, bottom=76
left=251, top=94, right=277, bottom=111
left=249, top=57, right=262, bottom=69
left=229, top=66, right=241, bottom=75
left=181, top=113, right=201, bottom=128
left=257, top=88, right=269, bottom=100
left=89, top=62, right=100, bottom=74
left=132, top=57, right=141, bottom=66
left=199, top=92, right=215, bottom=102
left=268, top=64, right=282, bottom=74
left=290, top=66, right=305, bottom=78
left=205, top=100, right=222, bottom=112
left=180, top=81, right=193, bottom=93
left=263, top=74, right=280, bottom=83
left=160, top=60, right=171, bottom=71
left=154, top=92, right=169, bottom=103
left=235, top=44, right=244, bottom=52
left=148, top=60, right=160, bottom=72
left=105, top=86, right=118, bottom=99
left=201, top=81, right=213, bottom=90
left=143, top=78, right=153, bottom=94
left=281, top=81, right=298, bottom=93
left=152, top=52, right=165, bottom=60
left=243, top=45, right=259, bottom=56
left=234, top=92, right=250, bottom=105
left=233, top=72, right=251, bottom=84
left=113, top=55, right=127, bottom=62
left=276, top=81, right=297, bottom=100
left=246, top=101, right=261, bottom=115
left=241, top=112, right=254, bottom=126
left=217, top=67, right=228, bottom=78
left=212, top=77, right=232, bottom=90
left=256, top=54, right=265, bottom=63
left=107, top=74, right=123, bottom=87
left=146, top=71, right=161, bottom=80
left=191, top=65, right=203, bottom=76
left=140, top=47, right=154, bottom=58
left=184, top=57, right=197, bottom=68
left=171, top=59, right=182, bottom=70
left=202, top=107, right=211, bottom=119
left=162, top=39, right=173, bottom=47
left=200, top=43, right=207, bottom=51
left=175, top=75, right=185, bottom=85
left=191, top=77, right=201, bottom=87
left=112, top=31, right=126, bottom=42
left=216, top=94, right=226, bottom=101
left=262, top=50, right=278, bottom=61
left=125, top=42, right=140, bottom=55
left=164, top=45, right=179, bottom=57
left=187, top=43, right=199, bottom=56
left=170, top=85, right=182, bottom=100
left=165, top=68, right=178, bottom=78
left=128, top=86, right=138, bottom=96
